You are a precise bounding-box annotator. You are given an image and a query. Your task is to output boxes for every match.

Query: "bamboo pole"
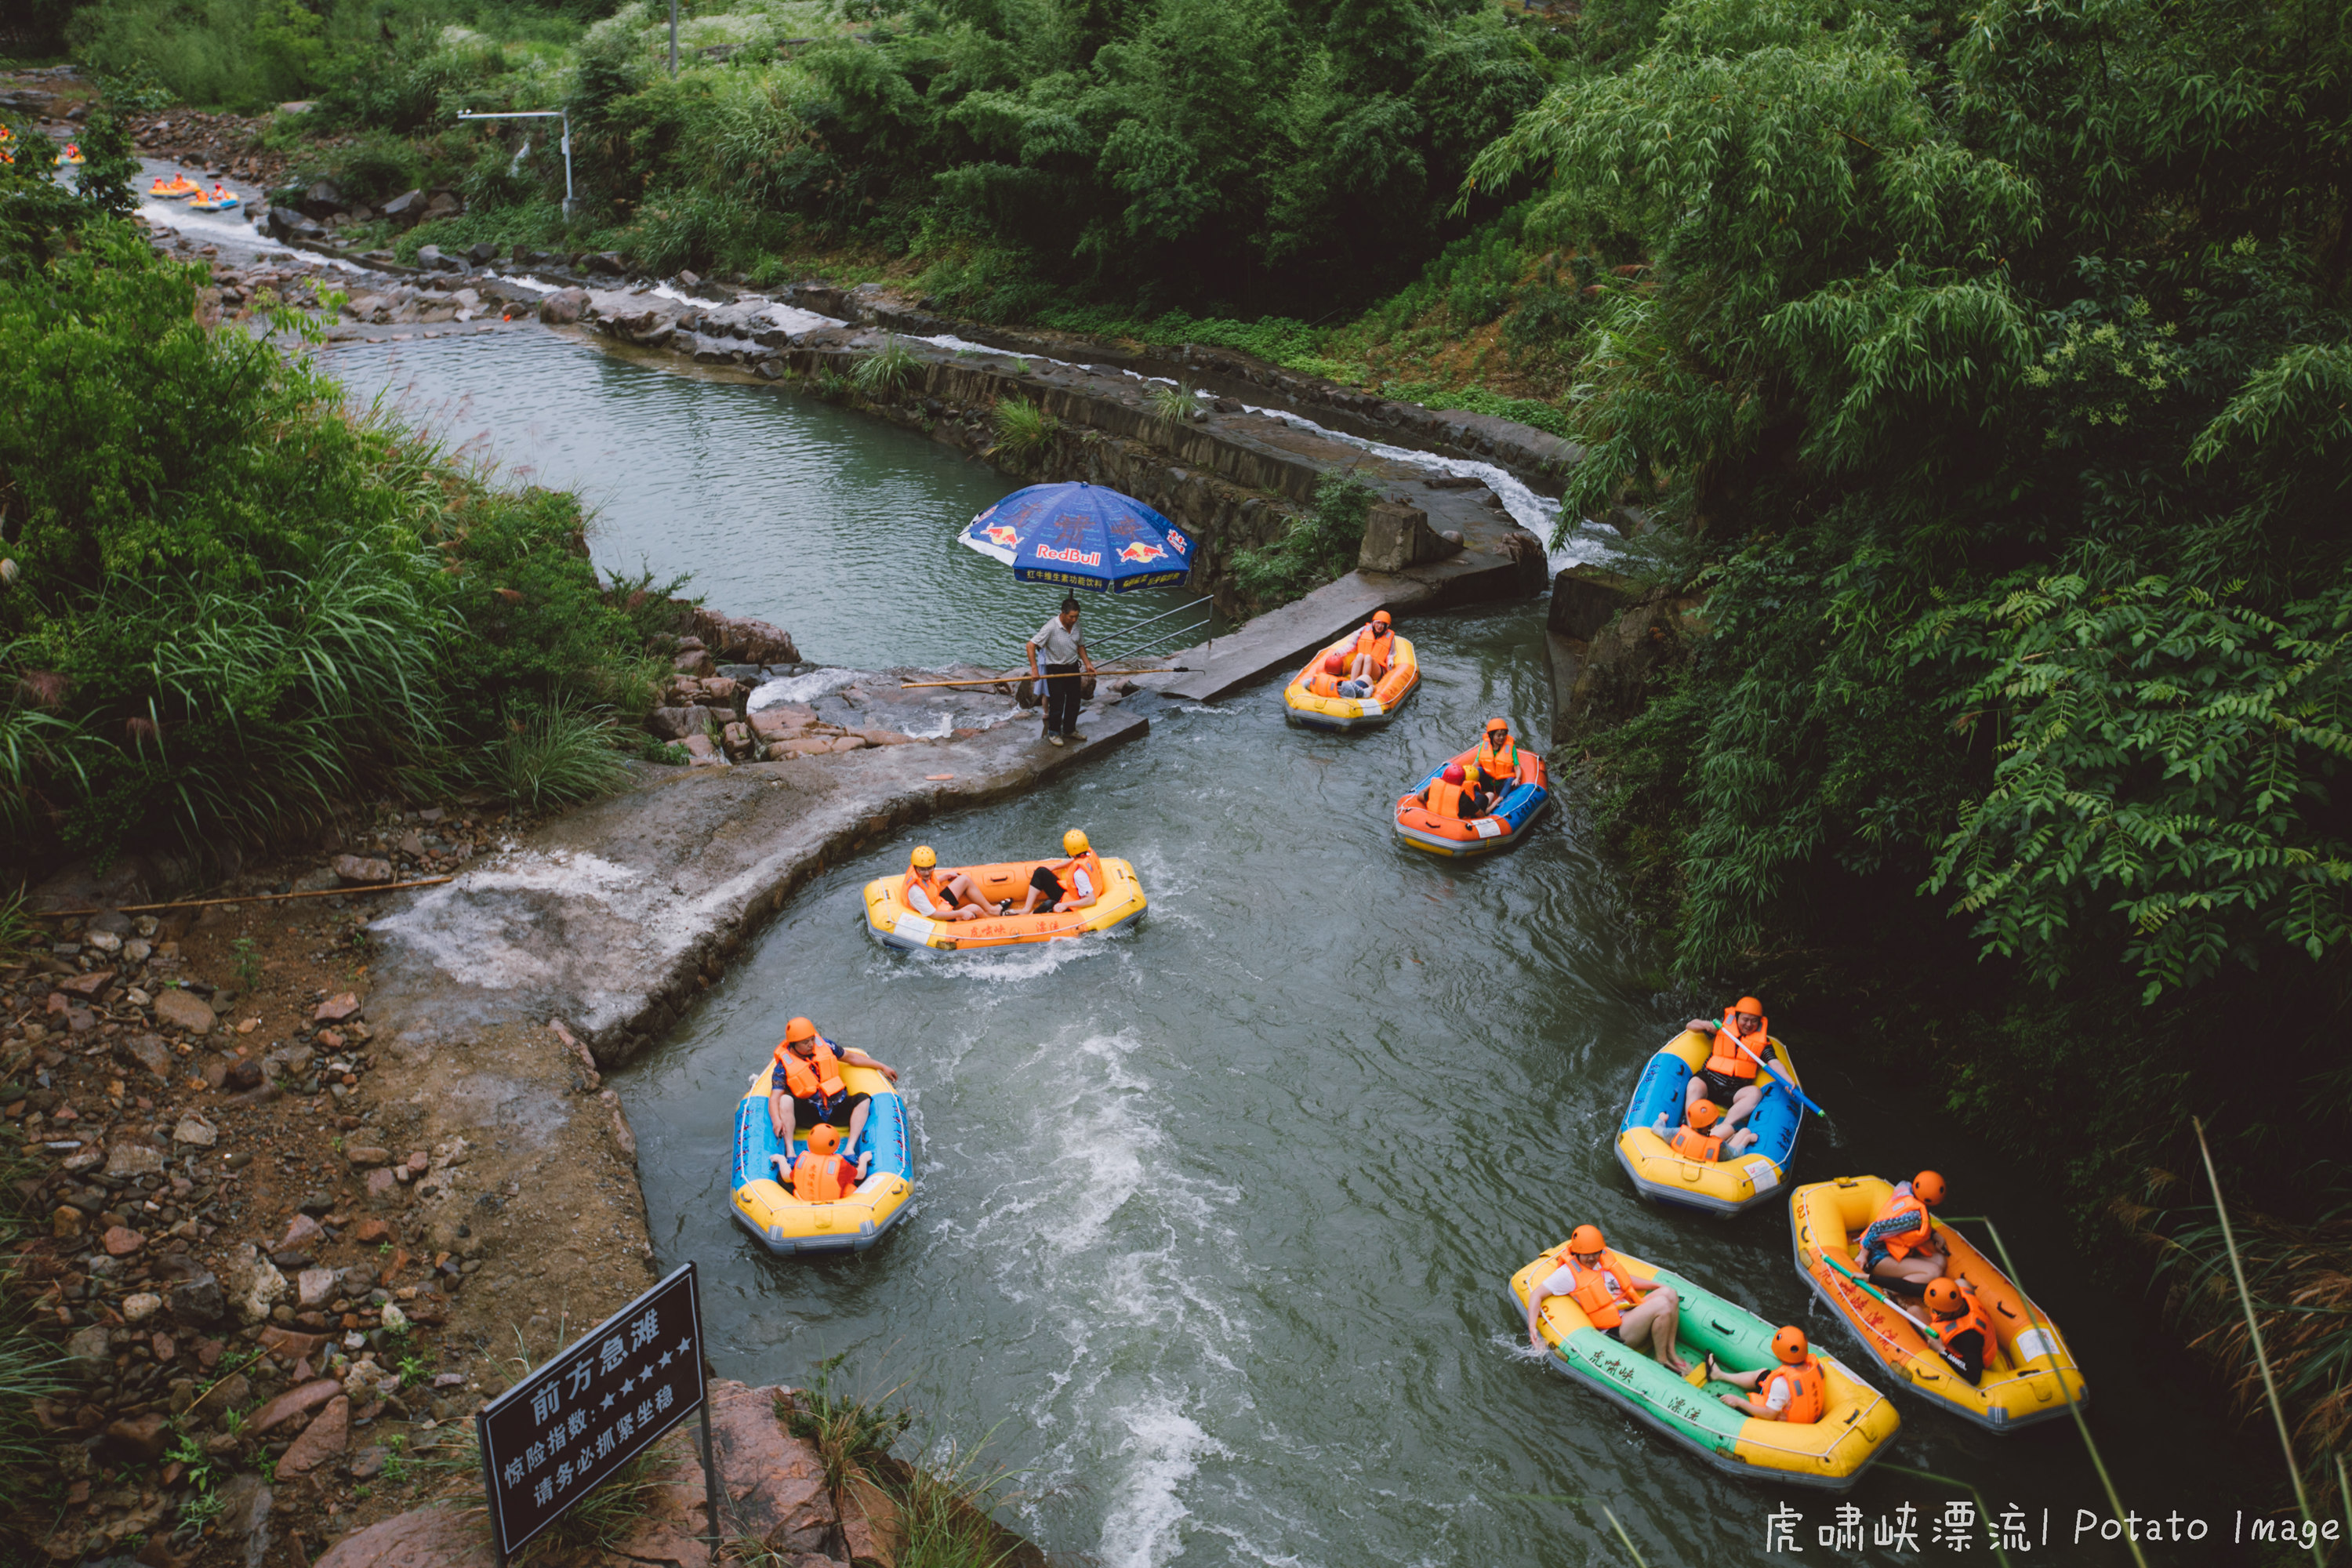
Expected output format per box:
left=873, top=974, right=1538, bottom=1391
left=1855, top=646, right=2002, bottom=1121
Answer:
left=897, top=665, right=1182, bottom=690
left=28, top=876, right=458, bottom=920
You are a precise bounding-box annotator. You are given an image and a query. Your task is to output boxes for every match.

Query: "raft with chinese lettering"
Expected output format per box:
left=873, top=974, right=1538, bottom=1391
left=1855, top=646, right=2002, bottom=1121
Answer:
left=731, top=1062, right=913, bottom=1254
left=860, top=855, right=1149, bottom=951
left=1791, top=1176, right=2089, bottom=1432
left=1508, top=1243, right=1900, bottom=1490
left=1614, top=1026, right=1806, bottom=1217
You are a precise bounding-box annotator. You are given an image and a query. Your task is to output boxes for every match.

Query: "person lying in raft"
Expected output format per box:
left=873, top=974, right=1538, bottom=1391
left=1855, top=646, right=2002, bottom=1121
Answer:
left=1682, top=996, right=1782, bottom=1139
left=1526, top=1225, right=1692, bottom=1375
left=1923, top=1276, right=1990, bottom=1385
left=1009, top=829, right=1108, bottom=916
left=903, top=844, right=997, bottom=922
left=1860, top=1169, right=1950, bottom=1293
left=1650, top=1097, right=1755, bottom=1162
left=779, top=1121, right=860, bottom=1199
left=1345, top=610, right=1396, bottom=690
left=769, top=1016, right=898, bottom=1166
left=1708, top=1327, right=1826, bottom=1423
left=1303, top=652, right=1356, bottom=700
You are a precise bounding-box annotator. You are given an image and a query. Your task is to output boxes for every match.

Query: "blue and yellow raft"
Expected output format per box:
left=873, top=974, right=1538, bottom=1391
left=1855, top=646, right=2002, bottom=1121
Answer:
left=730, top=1059, right=913, bottom=1254
left=1614, top=1027, right=1805, bottom=1217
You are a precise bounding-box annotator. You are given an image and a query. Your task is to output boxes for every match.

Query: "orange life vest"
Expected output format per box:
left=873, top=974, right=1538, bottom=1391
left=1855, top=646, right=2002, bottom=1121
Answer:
left=1353, top=625, right=1394, bottom=679
left=1552, top=1249, right=1637, bottom=1330
left=789, top=1150, right=853, bottom=1203
left=1931, top=1303, right=1992, bottom=1355
left=1704, top=1010, right=1772, bottom=1080
left=1469, top=737, right=1519, bottom=788
left=1305, top=673, right=1344, bottom=699
left=1060, top=851, right=1107, bottom=905
left=1424, top=779, right=1468, bottom=818
left=903, top=867, right=960, bottom=913
left=1668, top=1123, right=1722, bottom=1163
left=1759, top=1356, right=1827, bottom=1423
left=1867, top=1190, right=1933, bottom=1261
left=775, top=1036, right=847, bottom=1101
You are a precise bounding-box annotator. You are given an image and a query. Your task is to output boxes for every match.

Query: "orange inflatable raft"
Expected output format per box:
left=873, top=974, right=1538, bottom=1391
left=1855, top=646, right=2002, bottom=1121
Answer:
left=862, top=853, right=1148, bottom=951
left=1393, top=744, right=1551, bottom=856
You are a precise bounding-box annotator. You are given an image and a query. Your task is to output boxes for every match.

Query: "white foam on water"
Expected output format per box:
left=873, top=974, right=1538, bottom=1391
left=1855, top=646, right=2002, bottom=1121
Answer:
left=902, top=708, right=957, bottom=740
left=1095, top=1398, right=1226, bottom=1568
left=746, top=666, right=862, bottom=710
left=649, top=280, right=731, bottom=310
left=482, top=270, right=561, bottom=295
left=1175, top=702, right=1235, bottom=714
left=759, top=302, right=842, bottom=336
left=1490, top=1331, right=1556, bottom=1363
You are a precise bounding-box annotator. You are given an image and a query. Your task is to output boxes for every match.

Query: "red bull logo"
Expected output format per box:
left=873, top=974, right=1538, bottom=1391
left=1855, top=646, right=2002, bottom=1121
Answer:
left=1034, top=546, right=1102, bottom=566
left=983, top=524, right=1020, bottom=547
left=1117, top=542, right=1167, bottom=563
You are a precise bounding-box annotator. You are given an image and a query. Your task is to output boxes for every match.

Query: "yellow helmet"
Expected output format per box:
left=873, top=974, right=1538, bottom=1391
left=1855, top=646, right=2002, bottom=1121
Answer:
left=1063, top=829, right=1090, bottom=856
left=910, top=845, right=937, bottom=869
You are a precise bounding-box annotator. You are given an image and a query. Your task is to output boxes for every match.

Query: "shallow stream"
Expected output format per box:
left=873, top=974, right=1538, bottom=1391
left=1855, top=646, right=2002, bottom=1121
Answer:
left=314, top=322, right=2251, bottom=1566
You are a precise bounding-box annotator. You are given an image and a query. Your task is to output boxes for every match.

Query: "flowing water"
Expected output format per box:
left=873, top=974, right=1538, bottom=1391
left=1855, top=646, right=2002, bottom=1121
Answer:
left=307, top=328, right=2255, bottom=1566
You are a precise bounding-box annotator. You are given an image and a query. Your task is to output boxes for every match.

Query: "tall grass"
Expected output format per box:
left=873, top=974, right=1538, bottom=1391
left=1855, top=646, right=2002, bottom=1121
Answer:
left=476, top=698, right=629, bottom=809
left=986, top=398, right=1058, bottom=466
left=849, top=334, right=920, bottom=400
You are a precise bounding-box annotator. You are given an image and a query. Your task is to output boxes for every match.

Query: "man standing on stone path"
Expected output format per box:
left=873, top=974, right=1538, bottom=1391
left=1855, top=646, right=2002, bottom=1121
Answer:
left=1026, top=596, right=1096, bottom=747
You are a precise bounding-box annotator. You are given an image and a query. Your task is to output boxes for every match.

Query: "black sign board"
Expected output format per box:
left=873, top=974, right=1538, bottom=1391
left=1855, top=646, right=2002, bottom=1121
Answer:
left=475, top=1261, right=716, bottom=1562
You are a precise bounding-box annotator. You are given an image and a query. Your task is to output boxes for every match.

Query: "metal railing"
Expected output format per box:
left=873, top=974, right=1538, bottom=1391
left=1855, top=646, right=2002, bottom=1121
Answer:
left=1071, top=595, right=1216, bottom=662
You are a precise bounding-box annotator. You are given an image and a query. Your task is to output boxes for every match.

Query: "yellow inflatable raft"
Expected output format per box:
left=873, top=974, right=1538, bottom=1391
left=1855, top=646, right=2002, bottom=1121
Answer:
left=862, top=853, right=1147, bottom=951
left=1791, top=1176, right=2088, bottom=1432
left=1281, top=631, right=1418, bottom=730
left=1510, top=1243, right=1898, bottom=1490
left=730, top=1060, right=913, bottom=1254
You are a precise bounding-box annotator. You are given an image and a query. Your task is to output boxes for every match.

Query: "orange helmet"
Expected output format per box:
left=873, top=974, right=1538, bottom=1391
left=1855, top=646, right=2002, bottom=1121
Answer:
left=1567, top=1225, right=1605, bottom=1258
left=1733, top=995, right=1764, bottom=1017
left=1925, top=1278, right=1965, bottom=1316
left=806, top=1123, right=841, bottom=1154
left=1323, top=652, right=1347, bottom=674
left=1442, top=764, right=1466, bottom=784
left=1687, top=1099, right=1720, bottom=1130
left=1486, top=717, right=1510, bottom=736
left=1772, top=1326, right=1809, bottom=1363
left=1912, top=1171, right=1947, bottom=1206
left=1372, top=609, right=1392, bottom=628
left=784, top=1017, right=818, bottom=1045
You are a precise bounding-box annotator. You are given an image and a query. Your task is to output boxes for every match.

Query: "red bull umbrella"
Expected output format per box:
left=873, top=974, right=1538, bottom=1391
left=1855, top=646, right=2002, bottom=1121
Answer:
left=959, top=481, right=1194, bottom=593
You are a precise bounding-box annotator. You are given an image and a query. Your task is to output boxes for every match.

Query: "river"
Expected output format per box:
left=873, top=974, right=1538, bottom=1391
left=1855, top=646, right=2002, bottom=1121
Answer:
left=309, top=318, right=2251, bottom=1566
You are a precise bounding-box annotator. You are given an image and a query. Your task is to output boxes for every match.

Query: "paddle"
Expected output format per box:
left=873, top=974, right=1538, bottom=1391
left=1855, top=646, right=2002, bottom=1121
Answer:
left=1715, top=1022, right=1831, bottom=1120
left=898, top=665, right=1183, bottom=689
left=1820, top=1252, right=1970, bottom=1375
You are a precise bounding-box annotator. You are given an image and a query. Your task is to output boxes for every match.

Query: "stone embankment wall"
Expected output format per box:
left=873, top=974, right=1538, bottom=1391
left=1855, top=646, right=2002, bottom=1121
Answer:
left=1544, top=562, right=1706, bottom=751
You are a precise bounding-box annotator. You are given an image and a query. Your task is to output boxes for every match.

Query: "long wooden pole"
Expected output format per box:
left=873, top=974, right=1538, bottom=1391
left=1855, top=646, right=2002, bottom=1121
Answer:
left=898, top=665, right=1181, bottom=690
left=28, top=876, right=457, bottom=920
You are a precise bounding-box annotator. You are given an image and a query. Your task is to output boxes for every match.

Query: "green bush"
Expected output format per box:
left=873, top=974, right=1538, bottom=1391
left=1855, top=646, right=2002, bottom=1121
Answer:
left=986, top=398, right=1057, bottom=465
left=848, top=332, right=920, bottom=398
left=1229, top=471, right=1377, bottom=608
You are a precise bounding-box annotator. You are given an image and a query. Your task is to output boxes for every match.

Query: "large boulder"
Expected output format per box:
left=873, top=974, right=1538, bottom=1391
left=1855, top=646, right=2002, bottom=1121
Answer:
left=709, top=1381, right=836, bottom=1553
left=1357, top=498, right=1462, bottom=574
left=297, top=179, right=346, bottom=219
left=540, top=287, right=590, bottom=325
left=414, top=245, right=465, bottom=274
left=378, top=188, right=424, bottom=225
left=646, top=705, right=720, bottom=742
left=691, top=608, right=799, bottom=667
left=583, top=249, right=628, bottom=276
left=267, top=205, right=325, bottom=241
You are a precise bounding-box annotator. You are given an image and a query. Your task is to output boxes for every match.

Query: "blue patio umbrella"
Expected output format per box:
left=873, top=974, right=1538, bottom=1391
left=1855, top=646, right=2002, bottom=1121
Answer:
left=958, top=481, right=1195, bottom=593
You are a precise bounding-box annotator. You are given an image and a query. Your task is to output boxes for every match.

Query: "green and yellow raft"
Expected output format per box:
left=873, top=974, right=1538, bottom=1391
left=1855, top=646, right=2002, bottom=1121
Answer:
left=1508, top=1243, right=1900, bottom=1491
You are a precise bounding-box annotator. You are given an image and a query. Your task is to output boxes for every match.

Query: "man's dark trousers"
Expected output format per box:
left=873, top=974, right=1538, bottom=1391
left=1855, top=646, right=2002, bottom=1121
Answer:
left=1043, top=662, right=1082, bottom=736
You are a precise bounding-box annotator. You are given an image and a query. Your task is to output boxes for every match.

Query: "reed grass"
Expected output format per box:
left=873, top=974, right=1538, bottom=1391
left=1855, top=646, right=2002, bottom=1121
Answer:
left=987, top=398, right=1058, bottom=465
left=849, top=334, right=921, bottom=400
left=476, top=698, right=629, bottom=810
left=1145, top=380, right=1200, bottom=424
left=777, top=1354, right=912, bottom=1493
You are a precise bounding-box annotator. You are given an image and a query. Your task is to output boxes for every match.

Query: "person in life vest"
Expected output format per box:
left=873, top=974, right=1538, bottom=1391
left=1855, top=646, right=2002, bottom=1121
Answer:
left=1860, top=1170, right=1950, bottom=1290
left=1525, top=1225, right=1691, bottom=1374
left=1344, top=610, right=1395, bottom=692
left=1650, top=1097, right=1755, bottom=1163
left=902, top=845, right=996, bottom=923
left=1467, top=717, right=1520, bottom=800
left=1922, top=1276, right=1991, bottom=1385
left=1421, top=763, right=1472, bottom=818
left=1682, top=996, right=1784, bottom=1137
left=1011, top=829, right=1109, bottom=915
left=1304, top=652, right=1350, bottom=700
left=778, top=1120, right=858, bottom=1201
left=768, top=1017, right=898, bottom=1163
left=1708, top=1326, right=1828, bottom=1424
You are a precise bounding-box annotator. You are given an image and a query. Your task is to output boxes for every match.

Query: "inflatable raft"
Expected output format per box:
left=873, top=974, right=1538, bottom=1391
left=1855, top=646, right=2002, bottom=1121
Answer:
left=189, top=191, right=241, bottom=211
left=1281, top=632, right=1418, bottom=730
left=1393, top=746, right=1550, bottom=856
left=1791, top=1177, right=2088, bottom=1432
left=1615, top=1027, right=1805, bottom=1216
left=1509, top=1243, right=1898, bottom=1490
left=862, top=855, right=1147, bottom=951
left=150, top=175, right=201, bottom=199
left=731, top=1059, right=912, bottom=1254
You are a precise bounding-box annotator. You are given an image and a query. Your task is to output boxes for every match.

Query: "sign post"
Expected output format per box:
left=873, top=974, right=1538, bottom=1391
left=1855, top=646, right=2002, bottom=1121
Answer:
left=474, top=1261, right=722, bottom=1564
